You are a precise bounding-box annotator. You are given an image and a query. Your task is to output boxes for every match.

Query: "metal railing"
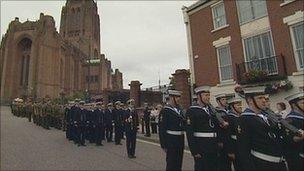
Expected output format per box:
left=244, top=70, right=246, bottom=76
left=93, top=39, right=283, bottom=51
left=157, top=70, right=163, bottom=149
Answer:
left=236, top=55, right=287, bottom=84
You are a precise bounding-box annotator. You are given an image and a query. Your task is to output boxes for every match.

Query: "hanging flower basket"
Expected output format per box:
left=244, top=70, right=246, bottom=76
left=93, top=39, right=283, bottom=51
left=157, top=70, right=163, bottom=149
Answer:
left=243, top=70, right=268, bottom=84
left=265, top=80, right=293, bottom=94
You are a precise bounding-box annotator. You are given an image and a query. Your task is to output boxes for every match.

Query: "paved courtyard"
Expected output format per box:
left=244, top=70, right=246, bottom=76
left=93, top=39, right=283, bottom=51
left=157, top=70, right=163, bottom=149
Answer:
left=0, top=106, right=194, bottom=170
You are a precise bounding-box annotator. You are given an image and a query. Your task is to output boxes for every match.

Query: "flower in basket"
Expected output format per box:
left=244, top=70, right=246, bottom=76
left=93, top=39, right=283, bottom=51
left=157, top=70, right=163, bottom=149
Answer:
left=243, top=70, right=268, bottom=83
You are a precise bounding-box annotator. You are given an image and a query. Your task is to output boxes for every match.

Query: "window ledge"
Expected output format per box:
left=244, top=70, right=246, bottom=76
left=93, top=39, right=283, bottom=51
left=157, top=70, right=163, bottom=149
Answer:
left=280, top=0, right=296, bottom=7
left=292, top=70, right=304, bottom=76
left=216, top=80, right=236, bottom=87
left=211, top=24, right=229, bottom=33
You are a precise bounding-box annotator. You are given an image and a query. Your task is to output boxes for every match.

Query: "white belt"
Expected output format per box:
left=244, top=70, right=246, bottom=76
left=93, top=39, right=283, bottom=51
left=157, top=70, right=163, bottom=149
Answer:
left=193, top=132, right=217, bottom=138
left=166, top=130, right=184, bottom=135
left=300, top=153, right=304, bottom=158
left=251, top=150, right=284, bottom=163
left=231, top=135, right=237, bottom=140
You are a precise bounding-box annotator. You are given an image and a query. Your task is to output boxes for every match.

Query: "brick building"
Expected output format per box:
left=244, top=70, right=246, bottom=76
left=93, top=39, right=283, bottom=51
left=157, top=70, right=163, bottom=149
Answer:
left=0, top=0, right=123, bottom=103
left=183, top=0, right=303, bottom=108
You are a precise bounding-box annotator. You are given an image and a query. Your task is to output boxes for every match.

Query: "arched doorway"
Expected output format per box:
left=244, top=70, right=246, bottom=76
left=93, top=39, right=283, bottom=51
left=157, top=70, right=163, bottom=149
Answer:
left=17, top=38, right=32, bottom=97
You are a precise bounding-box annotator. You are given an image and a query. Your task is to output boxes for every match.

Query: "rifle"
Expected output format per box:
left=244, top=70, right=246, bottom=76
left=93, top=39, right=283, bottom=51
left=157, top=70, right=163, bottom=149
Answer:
left=264, top=109, right=302, bottom=136
left=207, top=104, right=228, bottom=127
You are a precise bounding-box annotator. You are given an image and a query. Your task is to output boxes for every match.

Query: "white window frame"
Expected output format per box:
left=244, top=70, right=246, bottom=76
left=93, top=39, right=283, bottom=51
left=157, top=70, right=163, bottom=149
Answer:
left=283, top=11, right=304, bottom=71
left=241, top=30, right=277, bottom=75
left=236, top=0, right=268, bottom=25
left=211, top=1, right=227, bottom=30
left=280, top=0, right=296, bottom=7
left=216, top=45, right=234, bottom=83
left=290, top=22, right=304, bottom=71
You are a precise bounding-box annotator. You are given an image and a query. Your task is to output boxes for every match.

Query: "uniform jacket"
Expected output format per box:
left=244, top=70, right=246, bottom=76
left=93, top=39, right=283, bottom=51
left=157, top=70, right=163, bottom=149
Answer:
left=237, top=108, right=284, bottom=170
left=283, top=110, right=304, bottom=158
left=185, top=105, right=221, bottom=155
left=124, top=108, right=139, bottom=132
left=159, top=105, right=185, bottom=149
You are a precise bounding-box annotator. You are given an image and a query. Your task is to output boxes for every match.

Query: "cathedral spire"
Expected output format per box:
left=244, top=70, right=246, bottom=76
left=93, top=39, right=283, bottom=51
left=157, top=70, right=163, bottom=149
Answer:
left=60, top=0, right=100, bottom=58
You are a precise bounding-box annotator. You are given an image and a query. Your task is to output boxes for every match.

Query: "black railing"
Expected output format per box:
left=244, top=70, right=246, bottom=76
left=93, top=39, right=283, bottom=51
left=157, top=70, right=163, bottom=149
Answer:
left=236, top=55, right=287, bottom=85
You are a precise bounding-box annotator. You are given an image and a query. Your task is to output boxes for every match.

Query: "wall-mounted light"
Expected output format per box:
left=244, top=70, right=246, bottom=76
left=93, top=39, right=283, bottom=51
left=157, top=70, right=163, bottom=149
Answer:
left=194, top=55, right=199, bottom=59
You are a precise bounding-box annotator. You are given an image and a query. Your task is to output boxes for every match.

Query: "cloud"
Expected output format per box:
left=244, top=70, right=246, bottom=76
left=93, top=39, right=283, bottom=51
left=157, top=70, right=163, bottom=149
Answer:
left=1, top=0, right=195, bottom=89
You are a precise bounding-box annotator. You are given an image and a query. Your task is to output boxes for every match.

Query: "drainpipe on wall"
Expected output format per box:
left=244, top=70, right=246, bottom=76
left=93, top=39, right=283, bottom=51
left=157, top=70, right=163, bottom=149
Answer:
left=182, top=6, right=195, bottom=98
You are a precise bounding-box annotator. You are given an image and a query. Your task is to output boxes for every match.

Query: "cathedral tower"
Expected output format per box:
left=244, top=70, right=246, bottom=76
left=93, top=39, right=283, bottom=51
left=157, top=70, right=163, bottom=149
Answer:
left=60, top=0, right=101, bottom=58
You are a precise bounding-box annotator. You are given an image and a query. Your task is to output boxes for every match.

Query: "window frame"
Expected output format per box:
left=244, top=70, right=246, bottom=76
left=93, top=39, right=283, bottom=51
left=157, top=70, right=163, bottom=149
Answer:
left=211, top=1, right=227, bottom=30
left=290, top=21, right=304, bottom=71
left=236, top=0, right=268, bottom=25
left=216, top=45, right=234, bottom=82
left=241, top=30, right=278, bottom=75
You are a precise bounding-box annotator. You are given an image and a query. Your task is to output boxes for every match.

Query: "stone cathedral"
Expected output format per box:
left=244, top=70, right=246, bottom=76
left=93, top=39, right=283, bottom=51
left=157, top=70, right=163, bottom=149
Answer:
left=0, top=0, right=123, bottom=103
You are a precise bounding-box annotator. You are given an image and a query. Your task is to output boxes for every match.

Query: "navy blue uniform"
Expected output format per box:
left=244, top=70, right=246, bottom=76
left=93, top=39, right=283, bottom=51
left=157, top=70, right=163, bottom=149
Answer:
left=225, top=111, right=242, bottom=171
left=104, top=109, right=114, bottom=142
left=85, top=109, right=95, bottom=143
left=216, top=107, right=231, bottom=171
left=159, top=105, right=185, bottom=171
left=76, top=107, right=86, bottom=146
left=238, top=108, right=286, bottom=171
left=94, top=108, right=104, bottom=145
left=114, top=108, right=123, bottom=145
left=186, top=105, right=221, bottom=171
left=125, top=108, right=139, bottom=157
left=283, top=111, right=303, bottom=171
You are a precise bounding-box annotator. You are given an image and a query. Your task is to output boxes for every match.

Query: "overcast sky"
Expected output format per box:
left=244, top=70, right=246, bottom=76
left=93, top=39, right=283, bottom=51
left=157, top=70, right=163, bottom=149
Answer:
left=0, top=0, right=196, bottom=89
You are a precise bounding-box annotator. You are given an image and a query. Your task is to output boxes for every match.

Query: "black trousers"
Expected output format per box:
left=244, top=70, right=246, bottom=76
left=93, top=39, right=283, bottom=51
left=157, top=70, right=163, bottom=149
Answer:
left=105, top=125, right=113, bottom=141
left=218, top=149, right=231, bottom=171
left=126, top=130, right=137, bottom=156
left=166, top=148, right=184, bottom=171
left=194, top=152, right=217, bottom=171
left=76, top=127, right=85, bottom=145
left=95, top=126, right=103, bottom=145
left=66, top=124, right=71, bottom=140
left=115, top=126, right=122, bottom=144
left=28, top=112, right=32, bottom=122
left=145, top=121, right=150, bottom=136
left=252, top=156, right=287, bottom=171
left=286, top=156, right=303, bottom=171
left=151, top=122, right=157, bottom=134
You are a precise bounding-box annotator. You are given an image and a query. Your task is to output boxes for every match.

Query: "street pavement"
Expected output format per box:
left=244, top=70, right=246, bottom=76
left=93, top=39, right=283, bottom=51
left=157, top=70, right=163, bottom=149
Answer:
left=1, top=106, right=194, bottom=170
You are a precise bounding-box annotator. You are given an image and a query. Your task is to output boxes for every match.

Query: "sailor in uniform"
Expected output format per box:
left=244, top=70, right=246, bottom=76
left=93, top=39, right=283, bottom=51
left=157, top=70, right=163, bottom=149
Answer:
left=215, top=93, right=231, bottom=171
left=237, top=86, right=287, bottom=170
left=125, top=99, right=139, bottom=158
left=159, top=90, right=185, bottom=171
left=226, top=96, right=243, bottom=171
left=283, top=91, right=304, bottom=171
left=185, top=86, right=222, bottom=171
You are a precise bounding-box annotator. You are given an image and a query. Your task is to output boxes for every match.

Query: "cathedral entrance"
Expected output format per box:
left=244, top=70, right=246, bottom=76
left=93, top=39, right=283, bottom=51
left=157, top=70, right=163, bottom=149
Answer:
left=16, top=37, right=32, bottom=98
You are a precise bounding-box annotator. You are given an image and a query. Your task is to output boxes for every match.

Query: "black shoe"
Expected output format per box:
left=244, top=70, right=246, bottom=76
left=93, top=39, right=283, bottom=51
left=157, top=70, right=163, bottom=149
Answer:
left=132, top=155, right=136, bottom=158
left=128, top=155, right=132, bottom=158
left=119, top=143, right=123, bottom=145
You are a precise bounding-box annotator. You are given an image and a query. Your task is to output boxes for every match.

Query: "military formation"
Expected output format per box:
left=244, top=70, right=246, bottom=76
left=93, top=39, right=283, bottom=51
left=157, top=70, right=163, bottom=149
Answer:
left=11, top=98, right=139, bottom=159
left=10, top=86, right=304, bottom=170
left=159, top=87, right=304, bottom=171
left=11, top=98, right=65, bottom=131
